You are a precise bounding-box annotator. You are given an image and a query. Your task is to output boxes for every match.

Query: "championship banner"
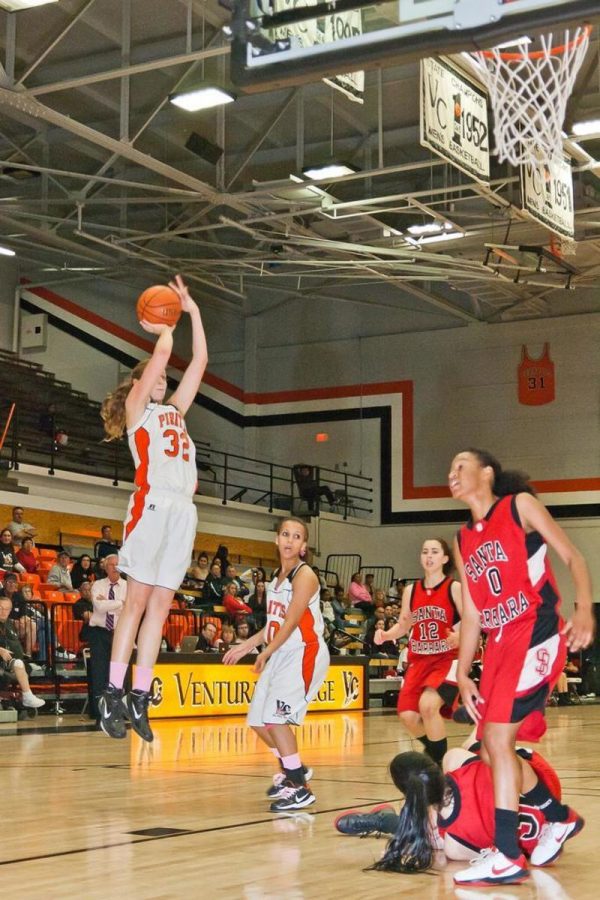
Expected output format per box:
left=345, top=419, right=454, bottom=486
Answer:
left=521, top=154, right=574, bottom=238
left=271, top=0, right=364, bottom=103
left=144, top=660, right=366, bottom=719
left=420, top=56, right=490, bottom=182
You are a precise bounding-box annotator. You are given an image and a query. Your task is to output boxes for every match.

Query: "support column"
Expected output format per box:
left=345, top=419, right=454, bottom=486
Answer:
left=243, top=314, right=259, bottom=459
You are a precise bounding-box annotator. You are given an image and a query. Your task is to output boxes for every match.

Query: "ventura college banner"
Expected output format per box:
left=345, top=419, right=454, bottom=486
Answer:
left=144, top=661, right=366, bottom=719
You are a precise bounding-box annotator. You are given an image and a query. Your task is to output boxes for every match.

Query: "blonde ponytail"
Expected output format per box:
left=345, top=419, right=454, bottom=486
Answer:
left=101, top=359, right=149, bottom=441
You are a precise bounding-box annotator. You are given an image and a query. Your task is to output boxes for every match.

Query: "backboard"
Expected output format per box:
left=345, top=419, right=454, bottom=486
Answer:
left=227, top=0, right=598, bottom=92
left=483, top=243, right=580, bottom=288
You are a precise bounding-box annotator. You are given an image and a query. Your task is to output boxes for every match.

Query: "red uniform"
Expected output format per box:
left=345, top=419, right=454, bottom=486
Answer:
left=458, top=495, right=566, bottom=741
left=398, top=577, right=460, bottom=717
left=438, top=749, right=561, bottom=857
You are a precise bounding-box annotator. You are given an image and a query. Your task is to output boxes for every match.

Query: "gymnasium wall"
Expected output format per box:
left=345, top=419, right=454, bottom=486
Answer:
left=0, top=256, right=18, bottom=351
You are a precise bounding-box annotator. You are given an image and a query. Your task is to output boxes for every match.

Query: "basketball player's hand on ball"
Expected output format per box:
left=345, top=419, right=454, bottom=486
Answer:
left=457, top=675, right=484, bottom=722
left=562, top=606, right=595, bottom=651
left=139, top=320, right=175, bottom=336
left=168, top=274, right=196, bottom=314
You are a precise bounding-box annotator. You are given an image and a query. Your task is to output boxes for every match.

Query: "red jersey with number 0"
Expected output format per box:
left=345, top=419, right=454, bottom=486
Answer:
left=127, top=402, right=197, bottom=498
left=407, top=577, right=459, bottom=662
left=457, top=495, right=561, bottom=634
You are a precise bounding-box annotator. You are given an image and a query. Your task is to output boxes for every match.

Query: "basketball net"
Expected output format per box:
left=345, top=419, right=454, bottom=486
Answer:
left=475, top=26, right=591, bottom=166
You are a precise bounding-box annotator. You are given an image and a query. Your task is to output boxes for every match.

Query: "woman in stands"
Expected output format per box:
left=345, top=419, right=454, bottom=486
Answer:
left=449, top=448, right=593, bottom=886
left=0, top=529, right=25, bottom=574
left=98, top=274, right=207, bottom=743
left=335, top=745, right=583, bottom=878
left=16, top=537, right=38, bottom=575
left=223, top=517, right=329, bottom=812
left=70, top=554, right=95, bottom=590
left=375, top=539, right=461, bottom=765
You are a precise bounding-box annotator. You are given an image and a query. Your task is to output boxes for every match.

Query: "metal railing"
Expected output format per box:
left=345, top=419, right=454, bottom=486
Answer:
left=1, top=400, right=373, bottom=520
left=359, top=565, right=395, bottom=593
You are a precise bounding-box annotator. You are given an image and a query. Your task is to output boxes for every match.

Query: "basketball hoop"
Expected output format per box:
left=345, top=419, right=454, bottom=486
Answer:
left=474, top=26, right=591, bottom=166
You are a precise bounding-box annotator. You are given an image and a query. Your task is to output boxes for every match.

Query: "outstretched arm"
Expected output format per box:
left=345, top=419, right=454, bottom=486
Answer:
left=253, top=568, right=320, bottom=673
left=375, top=583, right=413, bottom=644
left=169, top=275, right=208, bottom=416
left=126, top=324, right=174, bottom=427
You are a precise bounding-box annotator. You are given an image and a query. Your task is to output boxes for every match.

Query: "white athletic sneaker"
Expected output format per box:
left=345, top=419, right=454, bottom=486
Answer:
left=267, top=767, right=313, bottom=799
left=530, top=813, right=584, bottom=867
left=454, top=847, right=529, bottom=886
left=21, top=691, right=45, bottom=709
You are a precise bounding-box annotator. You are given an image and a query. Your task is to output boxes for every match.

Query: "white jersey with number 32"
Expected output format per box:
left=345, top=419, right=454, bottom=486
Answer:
left=127, top=402, right=197, bottom=497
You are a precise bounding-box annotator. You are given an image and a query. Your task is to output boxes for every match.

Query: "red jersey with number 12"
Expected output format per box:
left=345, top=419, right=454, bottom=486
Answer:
left=127, top=402, right=197, bottom=498
left=457, top=494, right=561, bottom=634
left=407, top=577, right=459, bottom=662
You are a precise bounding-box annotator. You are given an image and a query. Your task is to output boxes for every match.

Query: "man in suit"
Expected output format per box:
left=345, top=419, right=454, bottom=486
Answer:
left=88, top=554, right=126, bottom=723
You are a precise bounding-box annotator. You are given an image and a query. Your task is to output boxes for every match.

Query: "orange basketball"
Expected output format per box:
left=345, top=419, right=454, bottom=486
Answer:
left=136, top=285, right=181, bottom=326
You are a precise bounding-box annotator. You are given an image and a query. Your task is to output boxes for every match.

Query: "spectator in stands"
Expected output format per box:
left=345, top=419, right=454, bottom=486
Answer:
left=16, top=536, right=38, bottom=574
left=187, top=551, right=210, bottom=584
left=70, top=554, right=95, bottom=590
left=249, top=579, right=267, bottom=628
left=88, top=554, right=126, bottom=723
left=2, top=573, right=37, bottom=661
left=211, top=544, right=231, bottom=577
left=233, top=619, right=258, bottom=653
left=387, top=578, right=404, bottom=600
left=216, top=623, right=236, bottom=653
left=225, top=564, right=249, bottom=598
left=239, top=566, right=266, bottom=598
left=94, top=525, right=120, bottom=565
left=391, top=602, right=401, bottom=620
left=195, top=621, right=218, bottom=653
left=365, top=617, right=398, bottom=658
left=5, top=506, right=37, bottom=548
left=0, top=529, right=25, bottom=574
left=364, top=573, right=375, bottom=597
left=16, top=583, right=46, bottom=667
left=348, top=572, right=373, bottom=612
left=332, top=585, right=349, bottom=625
left=320, top=588, right=335, bottom=626
left=383, top=603, right=395, bottom=622
left=0, top=597, right=45, bottom=708
left=223, top=582, right=253, bottom=621
left=293, top=464, right=335, bottom=513
left=73, top=581, right=94, bottom=640
left=46, top=549, right=73, bottom=592
left=202, top=562, right=226, bottom=605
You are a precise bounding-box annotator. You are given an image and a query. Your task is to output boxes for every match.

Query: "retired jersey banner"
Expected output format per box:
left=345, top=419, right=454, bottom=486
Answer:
left=420, top=56, right=490, bottom=182
left=271, top=0, right=364, bottom=103
left=144, top=660, right=366, bottom=719
left=521, top=155, right=574, bottom=238
left=518, top=344, right=555, bottom=406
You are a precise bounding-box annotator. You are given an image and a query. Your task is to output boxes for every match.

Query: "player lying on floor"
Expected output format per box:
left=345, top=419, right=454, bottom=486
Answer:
left=334, top=746, right=583, bottom=887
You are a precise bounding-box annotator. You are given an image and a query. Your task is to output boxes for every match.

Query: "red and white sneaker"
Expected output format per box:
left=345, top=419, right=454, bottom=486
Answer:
left=530, top=811, right=584, bottom=867
left=454, top=848, right=529, bottom=886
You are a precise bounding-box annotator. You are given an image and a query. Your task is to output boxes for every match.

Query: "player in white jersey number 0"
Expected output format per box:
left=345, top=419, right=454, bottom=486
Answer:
left=223, top=517, right=330, bottom=812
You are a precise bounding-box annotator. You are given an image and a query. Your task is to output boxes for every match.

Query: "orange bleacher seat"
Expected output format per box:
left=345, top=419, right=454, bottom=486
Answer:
left=62, top=591, right=79, bottom=603
left=39, top=549, right=57, bottom=561
left=31, top=546, right=40, bottom=558
left=38, top=560, right=54, bottom=575
left=38, top=587, right=64, bottom=603
left=53, top=604, right=86, bottom=657
left=162, top=610, right=196, bottom=650
left=19, top=572, right=42, bottom=591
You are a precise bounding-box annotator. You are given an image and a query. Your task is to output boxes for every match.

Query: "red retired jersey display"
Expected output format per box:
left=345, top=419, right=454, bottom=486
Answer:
left=407, top=577, right=459, bottom=662
left=457, top=495, right=561, bottom=633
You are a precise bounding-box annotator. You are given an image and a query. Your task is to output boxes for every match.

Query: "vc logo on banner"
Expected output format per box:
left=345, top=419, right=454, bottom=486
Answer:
left=342, top=670, right=360, bottom=707
left=150, top=676, right=164, bottom=707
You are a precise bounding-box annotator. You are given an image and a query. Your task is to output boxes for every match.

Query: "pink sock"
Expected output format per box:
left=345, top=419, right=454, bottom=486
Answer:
left=133, top=666, right=154, bottom=693
left=109, top=662, right=128, bottom=690
left=281, top=753, right=302, bottom=771
left=269, top=747, right=282, bottom=759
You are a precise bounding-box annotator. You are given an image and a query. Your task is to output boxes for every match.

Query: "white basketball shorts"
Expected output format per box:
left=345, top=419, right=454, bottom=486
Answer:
left=118, top=489, right=197, bottom=591
left=247, top=639, right=330, bottom=727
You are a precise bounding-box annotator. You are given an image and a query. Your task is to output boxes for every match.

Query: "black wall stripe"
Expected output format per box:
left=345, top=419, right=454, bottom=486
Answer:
left=21, top=296, right=600, bottom=525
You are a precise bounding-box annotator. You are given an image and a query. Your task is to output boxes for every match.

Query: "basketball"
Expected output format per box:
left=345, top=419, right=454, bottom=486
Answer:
left=136, top=284, right=181, bottom=326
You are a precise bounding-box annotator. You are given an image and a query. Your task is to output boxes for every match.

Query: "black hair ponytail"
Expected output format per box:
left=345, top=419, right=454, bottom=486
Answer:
left=367, top=752, right=446, bottom=874
left=464, top=447, right=536, bottom=498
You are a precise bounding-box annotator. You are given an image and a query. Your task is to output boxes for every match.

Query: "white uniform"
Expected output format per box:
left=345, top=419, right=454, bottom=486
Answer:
left=118, top=402, right=197, bottom=591
left=247, top=563, right=330, bottom=727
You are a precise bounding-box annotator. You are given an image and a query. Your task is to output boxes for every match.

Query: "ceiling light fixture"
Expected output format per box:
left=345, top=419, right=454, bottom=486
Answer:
left=0, top=245, right=16, bottom=256
left=407, top=221, right=453, bottom=236
left=170, top=85, right=236, bottom=112
left=406, top=231, right=465, bottom=246
left=0, top=1, right=58, bottom=10
left=572, top=118, right=600, bottom=136
left=302, top=162, right=359, bottom=181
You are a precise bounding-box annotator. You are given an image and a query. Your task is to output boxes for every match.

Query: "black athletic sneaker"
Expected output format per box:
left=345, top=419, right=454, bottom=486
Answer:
left=334, top=804, right=398, bottom=836
left=124, top=689, right=154, bottom=742
left=98, top=684, right=127, bottom=739
left=267, top=767, right=313, bottom=798
left=270, top=781, right=316, bottom=812
left=453, top=704, right=475, bottom=725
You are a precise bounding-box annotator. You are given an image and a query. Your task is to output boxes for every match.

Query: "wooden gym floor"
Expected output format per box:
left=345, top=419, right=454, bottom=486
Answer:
left=1, top=705, right=598, bottom=899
